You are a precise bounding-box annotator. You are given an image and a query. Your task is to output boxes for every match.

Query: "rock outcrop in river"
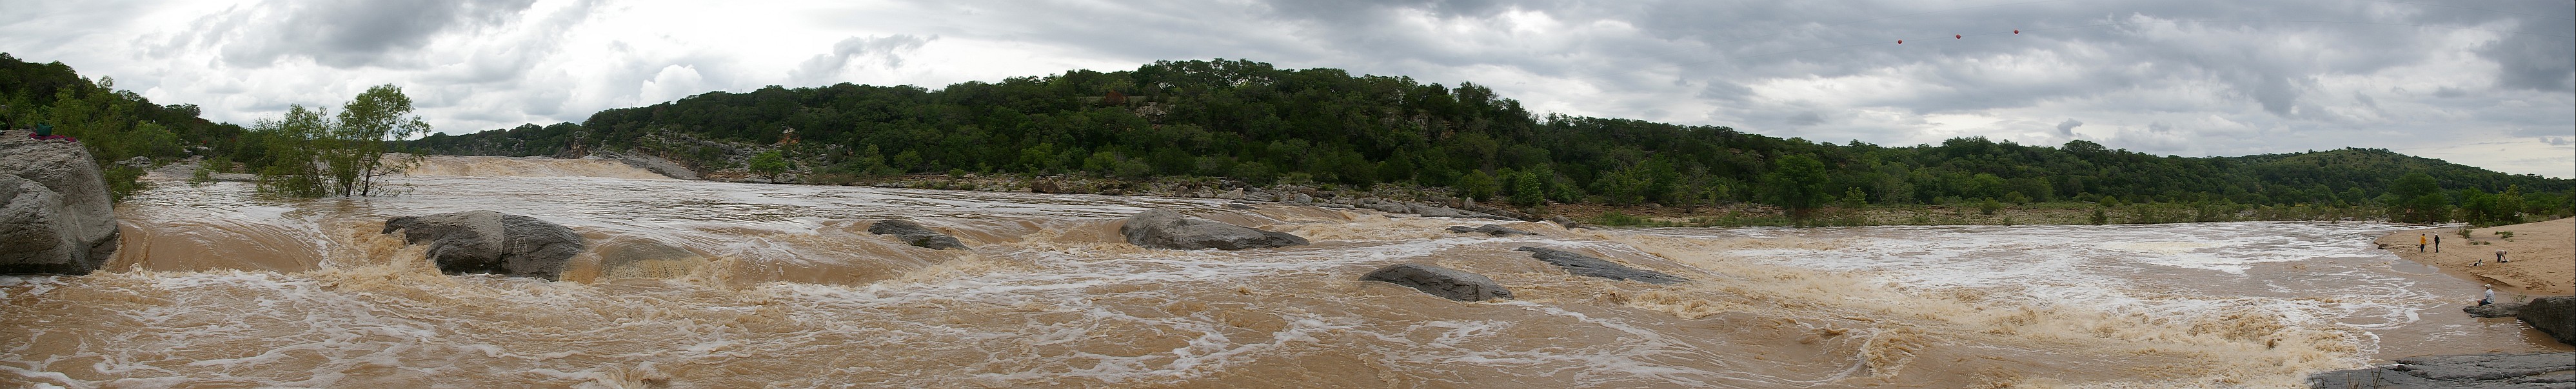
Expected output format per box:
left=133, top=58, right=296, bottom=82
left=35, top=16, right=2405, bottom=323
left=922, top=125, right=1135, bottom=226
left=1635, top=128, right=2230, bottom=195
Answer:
left=2521, top=296, right=2576, bottom=346
left=1513, top=246, right=1687, bottom=284
left=2306, top=352, right=2576, bottom=388
left=1122, top=209, right=1308, bottom=250
left=0, top=131, right=119, bottom=275
left=1447, top=224, right=1536, bottom=237
left=868, top=219, right=968, bottom=250
left=381, top=210, right=586, bottom=280
left=1360, top=263, right=1512, bottom=301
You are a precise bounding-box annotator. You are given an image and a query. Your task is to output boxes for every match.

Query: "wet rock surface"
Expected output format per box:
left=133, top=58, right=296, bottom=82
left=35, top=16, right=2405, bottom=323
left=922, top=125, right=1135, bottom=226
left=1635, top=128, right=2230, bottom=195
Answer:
left=867, top=219, right=969, bottom=250
left=1122, top=209, right=1308, bottom=250
left=1512, top=246, right=1687, bottom=284
left=2308, top=352, right=2576, bottom=388
left=2521, top=297, right=2576, bottom=346
left=381, top=210, right=587, bottom=280
left=0, top=131, right=118, bottom=275
left=1360, top=263, right=1512, bottom=301
left=1446, top=224, right=1536, bottom=237
left=2468, top=302, right=2526, bottom=318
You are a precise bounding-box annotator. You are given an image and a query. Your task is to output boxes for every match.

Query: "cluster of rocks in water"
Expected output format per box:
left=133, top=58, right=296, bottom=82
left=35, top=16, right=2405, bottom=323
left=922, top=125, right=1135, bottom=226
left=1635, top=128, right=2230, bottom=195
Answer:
left=0, top=131, right=121, bottom=275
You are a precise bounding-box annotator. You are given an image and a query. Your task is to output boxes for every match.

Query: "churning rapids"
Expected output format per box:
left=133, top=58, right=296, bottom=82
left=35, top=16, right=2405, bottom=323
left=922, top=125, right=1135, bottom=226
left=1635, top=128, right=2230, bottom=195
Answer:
left=3, top=156, right=2564, bottom=388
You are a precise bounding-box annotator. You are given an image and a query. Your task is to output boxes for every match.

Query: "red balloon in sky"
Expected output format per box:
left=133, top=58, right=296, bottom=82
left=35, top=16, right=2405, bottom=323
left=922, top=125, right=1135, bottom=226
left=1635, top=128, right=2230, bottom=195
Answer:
left=1955, top=34, right=1962, bottom=39
left=1897, top=39, right=1904, bottom=44
left=2014, top=30, right=2021, bottom=34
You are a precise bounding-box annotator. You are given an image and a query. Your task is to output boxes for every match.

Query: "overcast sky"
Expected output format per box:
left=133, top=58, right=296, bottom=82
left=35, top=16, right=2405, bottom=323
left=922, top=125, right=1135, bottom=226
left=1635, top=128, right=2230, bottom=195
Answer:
left=3, top=0, right=2569, bottom=177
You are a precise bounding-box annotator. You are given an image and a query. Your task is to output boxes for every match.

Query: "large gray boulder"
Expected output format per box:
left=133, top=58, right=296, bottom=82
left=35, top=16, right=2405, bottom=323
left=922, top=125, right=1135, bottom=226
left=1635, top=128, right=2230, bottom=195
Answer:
left=0, top=131, right=119, bottom=275
left=868, top=219, right=967, bottom=250
left=2308, top=352, right=2576, bottom=388
left=1361, top=263, right=1512, bottom=301
left=381, top=210, right=586, bottom=280
left=1512, top=246, right=1687, bottom=284
left=2521, top=296, right=2576, bottom=346
left=1121, top=209, right=1308, bottom=250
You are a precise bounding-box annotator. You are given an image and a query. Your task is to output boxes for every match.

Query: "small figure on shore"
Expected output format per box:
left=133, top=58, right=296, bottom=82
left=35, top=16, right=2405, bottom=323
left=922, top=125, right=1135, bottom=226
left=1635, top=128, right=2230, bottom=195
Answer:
left=2497, top=249, right=2508, bottom=263
left=2433, top=234, right=2441, bottom=252
left=2480, top=284, right=2495, bottom=306
left=2418, top=234, right=2427, bottom=252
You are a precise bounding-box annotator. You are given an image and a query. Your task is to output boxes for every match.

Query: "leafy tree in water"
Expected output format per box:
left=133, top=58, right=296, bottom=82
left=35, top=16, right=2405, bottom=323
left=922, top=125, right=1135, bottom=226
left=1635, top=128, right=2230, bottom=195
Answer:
left=254, top=85, right=430, bottom=197
left=327, top=85, right=431, bottom=196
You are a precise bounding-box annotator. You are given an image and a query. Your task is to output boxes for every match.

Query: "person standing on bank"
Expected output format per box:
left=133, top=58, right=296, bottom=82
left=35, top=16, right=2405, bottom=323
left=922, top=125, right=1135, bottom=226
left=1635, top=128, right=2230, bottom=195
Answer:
left=2419, top=234, right=2428, bottom=252
left=2433, top=234, right=2441, bottom=252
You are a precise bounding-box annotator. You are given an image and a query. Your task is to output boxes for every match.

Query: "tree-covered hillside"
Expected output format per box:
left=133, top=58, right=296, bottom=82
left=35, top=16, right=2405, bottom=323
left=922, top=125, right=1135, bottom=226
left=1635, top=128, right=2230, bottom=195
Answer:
left=0, top=53, right=246, bottom=199
left=406, top=59, right=2574, bottom=221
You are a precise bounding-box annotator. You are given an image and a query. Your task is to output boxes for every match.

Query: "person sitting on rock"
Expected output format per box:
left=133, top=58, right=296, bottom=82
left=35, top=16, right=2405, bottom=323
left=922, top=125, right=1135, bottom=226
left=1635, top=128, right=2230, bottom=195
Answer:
left=2481, top=284, right=2495, bottom=306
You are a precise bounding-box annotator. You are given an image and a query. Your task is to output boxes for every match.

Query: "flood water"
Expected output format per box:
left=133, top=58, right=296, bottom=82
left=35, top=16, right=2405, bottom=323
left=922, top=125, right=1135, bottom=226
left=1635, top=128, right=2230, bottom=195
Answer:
left=3, top=156, right=2561, bottom=388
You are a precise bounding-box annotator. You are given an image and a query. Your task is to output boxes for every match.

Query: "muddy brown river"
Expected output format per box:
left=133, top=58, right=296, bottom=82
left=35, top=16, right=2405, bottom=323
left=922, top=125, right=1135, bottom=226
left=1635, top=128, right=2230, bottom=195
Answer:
left=2, top=156, right=2561, bottom=388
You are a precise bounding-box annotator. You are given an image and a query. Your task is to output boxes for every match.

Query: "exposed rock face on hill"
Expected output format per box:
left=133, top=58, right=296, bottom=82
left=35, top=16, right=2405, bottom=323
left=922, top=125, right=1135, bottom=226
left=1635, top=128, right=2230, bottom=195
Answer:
left=868, top=219, right=968, bottom=250
left=1512, top=246, right=1686, bottom=284
left=1360, top=263, right=1512, bottom=301
left=381, top=210, right=586, bottom=280
left=0, top=131, right=119, bottom=275
left=1121, top=209, right=1307, bottom=250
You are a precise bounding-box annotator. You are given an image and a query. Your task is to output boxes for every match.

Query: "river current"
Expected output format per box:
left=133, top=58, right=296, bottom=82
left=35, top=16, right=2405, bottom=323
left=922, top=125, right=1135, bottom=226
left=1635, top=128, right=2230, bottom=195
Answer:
left=2, top=155, right=2562, bottom=388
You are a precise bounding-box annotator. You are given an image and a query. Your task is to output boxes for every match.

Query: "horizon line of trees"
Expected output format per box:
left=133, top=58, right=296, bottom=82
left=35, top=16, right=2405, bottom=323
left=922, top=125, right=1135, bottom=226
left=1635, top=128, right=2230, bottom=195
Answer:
left=407, top=59, right=2576, bottom=224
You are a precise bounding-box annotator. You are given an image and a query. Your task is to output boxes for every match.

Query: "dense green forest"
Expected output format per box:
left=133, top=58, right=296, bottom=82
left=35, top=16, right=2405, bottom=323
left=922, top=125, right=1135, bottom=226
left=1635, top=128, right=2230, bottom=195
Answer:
left=3, top=52, right=2566, bottom=223
left=0, top=54, right=246, bottom=200
left=406, top=59, right=2575, bottom=223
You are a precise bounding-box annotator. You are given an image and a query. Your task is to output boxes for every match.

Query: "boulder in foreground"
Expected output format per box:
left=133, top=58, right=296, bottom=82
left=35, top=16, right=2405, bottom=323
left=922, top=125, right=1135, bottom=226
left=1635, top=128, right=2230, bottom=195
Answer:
left=0, top=131, right=119, bottom=275
left=2307, top=352, right=2576, bottom=388
left=2521, top=296, right=2576, bottom=346
left=868, top=219, right=968, bottom=250
left=1360, top=263, right=1512, bottom=301
left=1122, top=208, right=1308, bottom=250
left=381, top=210, right=586, bottom=280
left=1512, top=246, right=1686, bottom=284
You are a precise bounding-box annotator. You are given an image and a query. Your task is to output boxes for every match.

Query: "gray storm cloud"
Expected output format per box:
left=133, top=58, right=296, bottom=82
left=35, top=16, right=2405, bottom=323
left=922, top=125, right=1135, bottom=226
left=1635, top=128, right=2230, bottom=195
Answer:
left=790, top=35, right=937, bottom=86
left=192, top=0, right=540, bottom=68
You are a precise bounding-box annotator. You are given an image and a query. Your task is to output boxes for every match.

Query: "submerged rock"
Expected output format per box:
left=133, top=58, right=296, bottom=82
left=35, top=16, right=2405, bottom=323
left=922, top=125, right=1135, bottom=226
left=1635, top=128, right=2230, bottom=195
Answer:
left=1360, top=263, right=1512, bottom=301
left=2466, top=302, right=2525, bottom=318
left=2307, top=352, right=2576, bottom=388
left=381, top=210, right=586, bottom=280
left=0, top=131, right=119, bottom=275
left=2521, top=296, right=2576, bottom=346
left=1512, top=246, right=1686, bottom=284
left=1122, top=208, right=1308, bottom=250
left=1446, top=224, right=1536, bottom=237
left=868, top=219, right=968, bottom=250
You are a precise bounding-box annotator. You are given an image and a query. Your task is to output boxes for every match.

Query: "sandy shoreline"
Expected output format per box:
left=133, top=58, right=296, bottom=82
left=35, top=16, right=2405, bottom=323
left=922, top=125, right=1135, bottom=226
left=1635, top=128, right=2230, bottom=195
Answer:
left=2375, top=217, right=2573, bottom=297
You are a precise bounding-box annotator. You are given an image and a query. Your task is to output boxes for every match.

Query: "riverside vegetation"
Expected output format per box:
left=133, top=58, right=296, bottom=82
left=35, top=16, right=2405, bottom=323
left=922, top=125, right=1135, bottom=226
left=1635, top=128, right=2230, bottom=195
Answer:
left=4, top=53, right=2568, bottom=225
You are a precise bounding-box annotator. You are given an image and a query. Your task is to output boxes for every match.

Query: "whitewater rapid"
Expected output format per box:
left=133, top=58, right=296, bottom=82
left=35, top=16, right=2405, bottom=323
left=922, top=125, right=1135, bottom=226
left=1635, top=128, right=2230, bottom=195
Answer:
left=1, top=157, right=2560, bottom=388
